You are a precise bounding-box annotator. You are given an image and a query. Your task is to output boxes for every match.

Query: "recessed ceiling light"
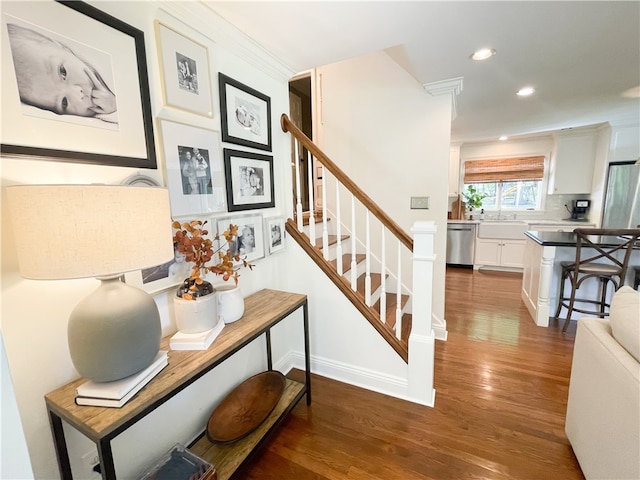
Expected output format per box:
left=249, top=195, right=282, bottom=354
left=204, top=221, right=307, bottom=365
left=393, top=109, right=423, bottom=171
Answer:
left=517, top=86, right=535, bottom=96
left=470, top=48, right=496, bottom=61
left=499, top=136, right=509, bottom=141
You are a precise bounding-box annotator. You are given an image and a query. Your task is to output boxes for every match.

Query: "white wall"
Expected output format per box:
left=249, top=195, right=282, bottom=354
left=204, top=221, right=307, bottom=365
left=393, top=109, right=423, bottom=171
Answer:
left=0, top=1, right=296, bottom=478
left=316, top=50, right=451, bottom=330
left=1, top=332, right=34, bottom=480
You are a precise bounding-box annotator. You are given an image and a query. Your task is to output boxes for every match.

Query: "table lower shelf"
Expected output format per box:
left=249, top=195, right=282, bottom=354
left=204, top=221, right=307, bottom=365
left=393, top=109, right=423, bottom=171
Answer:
left=190, top=378, right=306, bottom=480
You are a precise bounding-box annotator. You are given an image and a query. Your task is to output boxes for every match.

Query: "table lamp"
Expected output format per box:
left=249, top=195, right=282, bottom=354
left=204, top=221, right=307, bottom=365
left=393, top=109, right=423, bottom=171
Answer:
left=6, top=185, right=174, bottom=383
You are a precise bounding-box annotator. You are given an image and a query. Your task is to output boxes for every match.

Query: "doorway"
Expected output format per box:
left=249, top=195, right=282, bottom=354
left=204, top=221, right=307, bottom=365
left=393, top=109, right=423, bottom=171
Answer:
left=289, top=73, right=314, bottom=214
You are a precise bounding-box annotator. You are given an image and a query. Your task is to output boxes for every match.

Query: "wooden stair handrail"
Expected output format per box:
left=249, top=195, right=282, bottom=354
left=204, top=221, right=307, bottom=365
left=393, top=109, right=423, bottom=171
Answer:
left=286, top=219, right=408, bottom=362
left=281, top=114, right=413, bottom=252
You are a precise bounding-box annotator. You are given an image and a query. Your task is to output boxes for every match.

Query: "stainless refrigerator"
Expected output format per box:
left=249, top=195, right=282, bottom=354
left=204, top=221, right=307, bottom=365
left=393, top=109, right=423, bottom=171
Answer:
left=601, top=161, right=640, bottom=229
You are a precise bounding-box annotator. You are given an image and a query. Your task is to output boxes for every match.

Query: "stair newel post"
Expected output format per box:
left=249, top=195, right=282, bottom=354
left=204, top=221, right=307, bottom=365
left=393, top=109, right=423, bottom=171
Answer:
left=380, top=226, right=387, bottom=323
left=408, top=221, right=437, bottom=406
left=307, top=150, right=316, bottom=245
left=395, top=242, right=402, bottom=331
left=350, top=194, right=358, bottom=290
left=294, top=139, right=303, bottom=231
left=321, top=165, right=329, bottom=260
left=365, top=210, right=372, bottom=306
left=335, top=183, right=343, bottom=276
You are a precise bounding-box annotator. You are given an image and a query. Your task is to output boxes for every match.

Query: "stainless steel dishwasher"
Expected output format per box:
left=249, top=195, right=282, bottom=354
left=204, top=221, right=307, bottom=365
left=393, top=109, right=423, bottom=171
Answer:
left=446, top=222, right=476, bottom=267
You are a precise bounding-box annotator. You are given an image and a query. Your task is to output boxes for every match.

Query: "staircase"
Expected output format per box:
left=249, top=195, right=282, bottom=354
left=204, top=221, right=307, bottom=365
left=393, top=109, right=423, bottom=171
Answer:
left=282, top=114, right=438, bottom=405
left=289, top=214, right=411, bottom=360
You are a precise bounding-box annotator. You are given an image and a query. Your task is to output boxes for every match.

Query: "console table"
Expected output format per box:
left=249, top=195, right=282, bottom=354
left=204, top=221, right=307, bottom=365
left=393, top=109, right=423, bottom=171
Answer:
left=45, top=289, right=310, bottom=479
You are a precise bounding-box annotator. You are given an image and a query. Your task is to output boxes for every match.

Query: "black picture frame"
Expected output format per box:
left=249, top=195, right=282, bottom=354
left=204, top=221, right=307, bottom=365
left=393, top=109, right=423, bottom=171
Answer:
left=219, top=73, right=272, bottom=152
left=0, top=0, right=156, bottom=168
left=224, top=148, right=275, bottom=211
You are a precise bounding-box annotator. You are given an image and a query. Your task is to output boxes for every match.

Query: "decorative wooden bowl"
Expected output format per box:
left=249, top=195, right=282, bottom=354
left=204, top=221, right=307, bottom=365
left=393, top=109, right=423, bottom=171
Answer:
left=206, top=371, right=286, bottom=444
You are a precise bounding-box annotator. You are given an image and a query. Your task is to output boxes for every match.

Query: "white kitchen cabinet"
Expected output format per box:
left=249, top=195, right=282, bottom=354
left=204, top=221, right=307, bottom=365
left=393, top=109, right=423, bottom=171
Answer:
left=475, top=238, right=525, bottom=269
left=449, top=144, right=461, bottom=196
left=547, top=128, right=597, bottom=194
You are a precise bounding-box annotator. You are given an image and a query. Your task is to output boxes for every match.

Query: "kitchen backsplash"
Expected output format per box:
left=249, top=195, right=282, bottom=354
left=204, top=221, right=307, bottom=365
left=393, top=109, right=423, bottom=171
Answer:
left=448, top=193, right=591, bottom=221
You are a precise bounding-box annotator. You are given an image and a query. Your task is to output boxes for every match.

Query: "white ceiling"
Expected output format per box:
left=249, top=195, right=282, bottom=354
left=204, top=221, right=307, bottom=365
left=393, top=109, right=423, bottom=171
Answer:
left=205, top=1, right=640, bottom=144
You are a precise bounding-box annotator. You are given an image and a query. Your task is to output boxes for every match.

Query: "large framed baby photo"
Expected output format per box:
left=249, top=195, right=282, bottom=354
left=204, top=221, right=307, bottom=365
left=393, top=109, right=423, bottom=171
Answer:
left=159, top=120, right=226, bottom=217
left=0, top=1, right=156, bottom=168
left=155, top=21, right=213, bottom=118
left=224, top=148, right=275, bottom=212
left=219, top=73, right=272, bottom=152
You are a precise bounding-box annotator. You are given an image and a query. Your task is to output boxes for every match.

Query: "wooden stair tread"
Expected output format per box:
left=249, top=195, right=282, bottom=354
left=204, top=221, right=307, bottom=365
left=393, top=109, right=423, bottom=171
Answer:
left=295, top=210, right=330, bottom=226
left=355, top=272, right=383, bottom=296
left=314, top=234, right=349, bottom=248
left=373, top=292, right=410, bottom=326
left=329, top=253, right=366, bottom=273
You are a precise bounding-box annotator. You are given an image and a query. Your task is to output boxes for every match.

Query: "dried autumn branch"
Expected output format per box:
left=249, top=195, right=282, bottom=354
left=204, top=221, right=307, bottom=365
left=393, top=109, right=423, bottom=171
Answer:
left=172, top=220, right=254, bottom=300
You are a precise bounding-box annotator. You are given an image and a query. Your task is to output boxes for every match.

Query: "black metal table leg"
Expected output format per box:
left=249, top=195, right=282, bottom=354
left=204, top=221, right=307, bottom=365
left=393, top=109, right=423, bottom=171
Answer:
left=48, top=410, right=73, bottom=479
left=265, top=329, right=273, bottom=370
left=303, top=300, right=311, bottom=405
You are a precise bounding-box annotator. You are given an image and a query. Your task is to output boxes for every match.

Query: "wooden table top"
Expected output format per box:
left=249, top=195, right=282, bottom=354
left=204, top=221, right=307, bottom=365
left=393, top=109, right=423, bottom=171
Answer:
left=45, top=289, right=307, bottom=441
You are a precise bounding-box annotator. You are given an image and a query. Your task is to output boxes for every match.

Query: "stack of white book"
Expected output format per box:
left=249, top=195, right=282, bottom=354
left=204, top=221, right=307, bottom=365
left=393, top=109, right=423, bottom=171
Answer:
left=75, top=351, right=168, bottom=408
left=169, top=315, right=225, bottom=351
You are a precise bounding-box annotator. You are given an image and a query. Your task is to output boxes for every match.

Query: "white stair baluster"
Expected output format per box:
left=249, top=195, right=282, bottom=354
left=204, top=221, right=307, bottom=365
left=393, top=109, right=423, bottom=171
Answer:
left=396, top=242, right=402, bottom=338
left=321, top=164, right=329, bottom=259
left=380, top=227, right=386, bottom=324
left=350, top=195, right=357, bottom=290
left=307, top=151, right=316, bottom=247
left=335, top=182, right=343, bottom=275
left=365, top=211, right=371, bottom=306
left=294, top=140, right=303, bottom=232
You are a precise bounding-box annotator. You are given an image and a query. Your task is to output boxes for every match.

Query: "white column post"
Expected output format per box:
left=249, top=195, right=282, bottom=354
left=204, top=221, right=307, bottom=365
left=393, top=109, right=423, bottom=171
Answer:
left=408, top=221, right=437, bottom=407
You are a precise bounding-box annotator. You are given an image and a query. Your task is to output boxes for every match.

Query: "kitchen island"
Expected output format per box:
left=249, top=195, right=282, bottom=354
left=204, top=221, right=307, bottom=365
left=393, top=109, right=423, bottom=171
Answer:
left=521, top=231, right=640, bottom=327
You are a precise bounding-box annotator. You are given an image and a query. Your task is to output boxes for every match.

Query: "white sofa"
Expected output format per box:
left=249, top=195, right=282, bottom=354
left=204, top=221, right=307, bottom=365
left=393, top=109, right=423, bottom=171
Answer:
left=565, top=286, right=640, bottom=480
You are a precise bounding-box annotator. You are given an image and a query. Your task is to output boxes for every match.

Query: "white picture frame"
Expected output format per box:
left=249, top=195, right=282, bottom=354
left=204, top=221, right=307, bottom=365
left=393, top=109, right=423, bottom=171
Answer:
left=265, top=216, right=285, bottom=254
left=159, top=119, right=226, bottom=217
left=216, top=213, right=265, bottom=264
left=155, top=21, right=213, bottom=118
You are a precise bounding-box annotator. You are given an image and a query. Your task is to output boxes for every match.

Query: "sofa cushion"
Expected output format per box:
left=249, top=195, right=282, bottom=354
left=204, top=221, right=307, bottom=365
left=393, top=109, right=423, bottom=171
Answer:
left=610, top=286, right=640, bottom=362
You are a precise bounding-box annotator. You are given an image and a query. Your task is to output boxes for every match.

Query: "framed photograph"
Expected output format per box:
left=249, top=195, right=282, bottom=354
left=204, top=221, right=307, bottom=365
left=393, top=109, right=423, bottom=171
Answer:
left=0, top=1, right=156, bottom=168
left=160, top=120, right=226, bottom=217
left=155, top=21, right=213, bottom=118
left=124, top=221, right=192, bottom=295
left=224, top=148, right=275, bottom=211
left=265, top=216, right=285, bottom=254
left=216, top=213, right=265, bottom=263
left=219, top=73, right=272, bottom=151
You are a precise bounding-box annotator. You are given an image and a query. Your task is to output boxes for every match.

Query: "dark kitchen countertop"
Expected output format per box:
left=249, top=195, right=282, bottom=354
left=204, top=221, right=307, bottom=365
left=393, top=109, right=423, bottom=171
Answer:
left=525, top=231, right=637, bottom=248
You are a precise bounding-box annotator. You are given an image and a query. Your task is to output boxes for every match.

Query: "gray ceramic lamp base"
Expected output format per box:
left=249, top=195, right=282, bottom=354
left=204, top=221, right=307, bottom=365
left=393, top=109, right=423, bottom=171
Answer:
left=67, top=277, right=161, bottom=383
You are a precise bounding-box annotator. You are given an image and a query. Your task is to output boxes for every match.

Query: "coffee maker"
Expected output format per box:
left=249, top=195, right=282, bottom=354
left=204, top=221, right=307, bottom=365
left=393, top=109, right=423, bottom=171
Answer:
left=570, top=199, right=590, bottom=221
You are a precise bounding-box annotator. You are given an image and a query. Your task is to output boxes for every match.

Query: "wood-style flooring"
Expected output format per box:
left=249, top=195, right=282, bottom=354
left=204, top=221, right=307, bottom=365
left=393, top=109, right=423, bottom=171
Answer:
left=239, top=268, right=584, bottom=479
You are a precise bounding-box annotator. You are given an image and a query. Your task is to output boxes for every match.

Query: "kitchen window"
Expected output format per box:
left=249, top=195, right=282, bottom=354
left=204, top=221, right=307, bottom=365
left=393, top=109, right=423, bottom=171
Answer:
left=463, top=156, right=545, bottom=210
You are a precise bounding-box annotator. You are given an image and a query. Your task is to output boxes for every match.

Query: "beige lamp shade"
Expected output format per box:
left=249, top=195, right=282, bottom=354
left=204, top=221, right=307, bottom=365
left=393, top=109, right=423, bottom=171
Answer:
left=6, top=184, right=174, bottom=280
left=6, top=184, right=175, bottom=382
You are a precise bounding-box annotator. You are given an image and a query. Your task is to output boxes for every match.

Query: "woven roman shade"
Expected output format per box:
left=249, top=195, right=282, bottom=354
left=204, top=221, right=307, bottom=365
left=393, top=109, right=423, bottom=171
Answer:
left=463, top=156, right=545, bottom=183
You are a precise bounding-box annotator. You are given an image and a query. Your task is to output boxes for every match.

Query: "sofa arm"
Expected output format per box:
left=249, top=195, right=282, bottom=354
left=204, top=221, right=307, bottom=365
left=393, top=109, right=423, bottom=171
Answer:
left=565, top=318, right=640, bottom=480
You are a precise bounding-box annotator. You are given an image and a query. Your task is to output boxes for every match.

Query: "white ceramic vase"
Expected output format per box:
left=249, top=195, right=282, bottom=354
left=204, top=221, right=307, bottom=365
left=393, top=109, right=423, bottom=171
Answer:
left=216, top=283, right=245, bottom=324
left=173, top=292, right=219, bottom=334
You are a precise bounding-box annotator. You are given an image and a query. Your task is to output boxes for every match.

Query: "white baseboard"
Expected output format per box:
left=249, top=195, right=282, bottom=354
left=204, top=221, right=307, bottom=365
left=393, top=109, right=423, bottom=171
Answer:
left=275, top=349, right=439, bottom=407
left=432, top=313, right=448, bottom=341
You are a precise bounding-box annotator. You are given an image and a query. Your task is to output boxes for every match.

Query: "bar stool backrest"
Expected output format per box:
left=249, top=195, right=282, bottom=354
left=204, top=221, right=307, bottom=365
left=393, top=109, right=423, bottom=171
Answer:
left=573, top=228, right=640, bottom=285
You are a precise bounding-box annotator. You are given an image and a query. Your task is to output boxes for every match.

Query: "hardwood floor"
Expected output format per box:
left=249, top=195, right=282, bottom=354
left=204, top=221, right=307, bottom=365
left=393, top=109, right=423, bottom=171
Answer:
left=239, top=268, right=584, bottom=479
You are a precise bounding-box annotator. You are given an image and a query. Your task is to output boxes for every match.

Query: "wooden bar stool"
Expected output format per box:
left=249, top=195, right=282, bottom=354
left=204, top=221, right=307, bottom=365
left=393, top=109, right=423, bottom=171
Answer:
left=633, top=266, right=640, bottom=290
left=553, top=228, right=640, bottom=332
